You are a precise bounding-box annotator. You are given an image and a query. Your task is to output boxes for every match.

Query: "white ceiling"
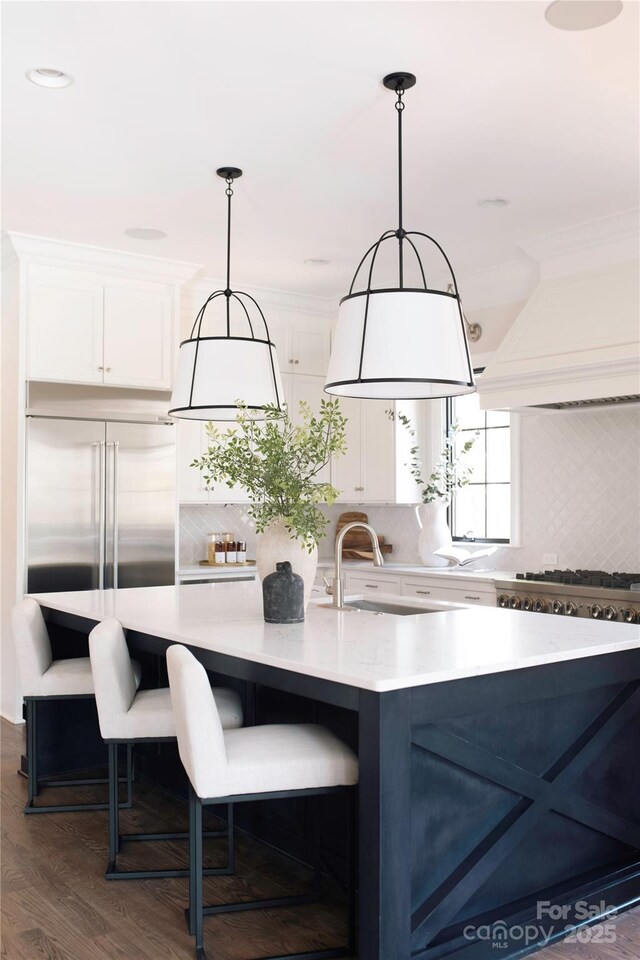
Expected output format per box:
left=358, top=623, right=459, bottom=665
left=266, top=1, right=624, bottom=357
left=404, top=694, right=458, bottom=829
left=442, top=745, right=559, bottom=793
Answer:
left=2, top=1, right=639, bottom=298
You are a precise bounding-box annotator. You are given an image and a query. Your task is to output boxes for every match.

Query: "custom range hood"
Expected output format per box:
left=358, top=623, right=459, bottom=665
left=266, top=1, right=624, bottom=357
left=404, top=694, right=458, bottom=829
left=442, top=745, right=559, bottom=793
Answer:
left=479, top=259, right=640, bottom=410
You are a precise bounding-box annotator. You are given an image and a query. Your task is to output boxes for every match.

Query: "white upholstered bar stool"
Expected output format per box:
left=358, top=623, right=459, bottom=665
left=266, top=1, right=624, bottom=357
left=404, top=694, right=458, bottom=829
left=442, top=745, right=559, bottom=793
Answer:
left=11, top=597, right=138, bottom=815
left=89, top=618, right=243, bottom=881
left=167, top=643, right=359, bottom=960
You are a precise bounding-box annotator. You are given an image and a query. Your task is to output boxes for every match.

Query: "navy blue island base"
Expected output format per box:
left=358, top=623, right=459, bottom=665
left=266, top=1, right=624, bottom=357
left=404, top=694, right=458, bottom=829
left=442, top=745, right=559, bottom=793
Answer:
left=32, top=604, right=640, bottom=960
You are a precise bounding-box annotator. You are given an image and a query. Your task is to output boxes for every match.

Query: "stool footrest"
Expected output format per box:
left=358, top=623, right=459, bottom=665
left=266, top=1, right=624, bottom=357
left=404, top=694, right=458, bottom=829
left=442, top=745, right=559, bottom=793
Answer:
left=106, top=863, right=233, bottom=881
left=120, top=830, right=226, bottom=843
left=25, top=800, right=110, bottom=814
left=201, top=891, right=317, bottom=917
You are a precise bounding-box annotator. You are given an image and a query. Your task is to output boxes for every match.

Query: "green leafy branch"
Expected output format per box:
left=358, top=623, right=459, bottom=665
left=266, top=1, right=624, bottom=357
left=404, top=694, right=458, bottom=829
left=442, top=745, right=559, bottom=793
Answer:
left=390, top=410, right=478, bottom=504
left=191, top=400, right=347, bottom=550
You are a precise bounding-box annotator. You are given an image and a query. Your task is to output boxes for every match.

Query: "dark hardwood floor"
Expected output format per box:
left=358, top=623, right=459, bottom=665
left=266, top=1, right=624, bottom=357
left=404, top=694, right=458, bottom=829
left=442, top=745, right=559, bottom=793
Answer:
left=1, top=717, right=638, bottom=960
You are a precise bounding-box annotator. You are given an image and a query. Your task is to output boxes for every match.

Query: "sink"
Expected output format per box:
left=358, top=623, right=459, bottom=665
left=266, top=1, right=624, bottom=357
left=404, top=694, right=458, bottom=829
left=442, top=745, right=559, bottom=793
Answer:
left=342, top=599, right=441, bottom=616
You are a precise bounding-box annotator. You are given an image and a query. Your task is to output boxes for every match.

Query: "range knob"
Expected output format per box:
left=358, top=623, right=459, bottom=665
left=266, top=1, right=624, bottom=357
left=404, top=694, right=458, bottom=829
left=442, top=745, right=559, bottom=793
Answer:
left=521, top=596, right=533, bottom=611
left=590, top=604, right=603, bottom=619
left=621, top=607, right=638, bottom=624
left=604, top=606, right=618, bottom=621
left=508, top=595, right=521, bottom=609
left=552, top=599, right=564, bottom=615
left=564, top=601, right=577, bottom=616
left=533, top=598, right=548, bottom=613
left=497, top=594, right=509, bottom=608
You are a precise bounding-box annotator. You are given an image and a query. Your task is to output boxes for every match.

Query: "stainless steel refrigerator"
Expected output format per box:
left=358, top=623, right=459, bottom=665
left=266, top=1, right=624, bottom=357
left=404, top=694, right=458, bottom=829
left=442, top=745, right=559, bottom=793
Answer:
left=26, top=417, right=176, bottom=593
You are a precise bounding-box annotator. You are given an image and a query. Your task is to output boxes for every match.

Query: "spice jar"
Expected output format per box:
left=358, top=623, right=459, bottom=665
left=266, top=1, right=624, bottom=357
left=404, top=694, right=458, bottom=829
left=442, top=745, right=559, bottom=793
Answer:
left=214, top=536, right=226, bottom=564
left=207, top=533, right=219, bottom=565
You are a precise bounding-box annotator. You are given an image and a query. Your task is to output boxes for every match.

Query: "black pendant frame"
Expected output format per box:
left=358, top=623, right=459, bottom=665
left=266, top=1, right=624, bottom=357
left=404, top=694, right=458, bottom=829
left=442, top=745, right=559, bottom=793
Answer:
left=168, top=169, right=283, bottom=421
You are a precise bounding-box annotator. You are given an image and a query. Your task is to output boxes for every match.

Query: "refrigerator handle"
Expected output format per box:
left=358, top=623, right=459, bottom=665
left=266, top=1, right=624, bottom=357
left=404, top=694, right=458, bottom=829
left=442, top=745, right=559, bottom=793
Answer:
left=111, top=441, right=120, bottom=590
left=98, top=441, right=106, bottom=590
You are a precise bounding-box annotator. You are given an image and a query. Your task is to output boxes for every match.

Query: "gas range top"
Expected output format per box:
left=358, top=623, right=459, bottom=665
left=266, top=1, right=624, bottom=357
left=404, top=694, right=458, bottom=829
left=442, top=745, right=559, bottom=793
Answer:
left=516, top=570, right=640, bottom=591
left=494, top=570, right=640, bottom=623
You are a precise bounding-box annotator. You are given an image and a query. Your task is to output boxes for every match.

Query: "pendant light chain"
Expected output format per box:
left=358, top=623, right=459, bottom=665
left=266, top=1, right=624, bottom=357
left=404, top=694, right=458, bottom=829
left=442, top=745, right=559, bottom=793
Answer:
left=224, top=175, right=234, bottom=336
left=395, top=84, right=406, bottom=289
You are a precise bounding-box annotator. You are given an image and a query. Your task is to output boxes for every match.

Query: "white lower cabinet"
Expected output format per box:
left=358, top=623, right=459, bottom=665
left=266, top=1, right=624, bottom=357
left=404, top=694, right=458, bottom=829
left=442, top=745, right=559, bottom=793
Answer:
left=345, top=573, right=401, bottom=596
left=401, top=578, right=496, bottom=606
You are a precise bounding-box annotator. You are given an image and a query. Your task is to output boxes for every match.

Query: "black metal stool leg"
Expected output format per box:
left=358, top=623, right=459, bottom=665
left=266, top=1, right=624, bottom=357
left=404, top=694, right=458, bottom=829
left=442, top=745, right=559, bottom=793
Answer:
left=347, top=789, right=357, bottom=957
left=126, top=743, right=134, bottom=809
left=108, top=742, right=120, bottom=870
left=193, top=791, right=205, bottom=960
left=27, top=700, right=38, bottom=806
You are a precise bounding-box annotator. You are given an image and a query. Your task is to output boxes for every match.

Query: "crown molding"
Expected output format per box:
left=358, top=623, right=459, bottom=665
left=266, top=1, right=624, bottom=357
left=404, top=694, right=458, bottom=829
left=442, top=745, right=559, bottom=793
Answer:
left=6, top=233, right=202, bottom=284
left=183, top=275, right=338, bottom=318
left=517, top=209, right=640, bottom=279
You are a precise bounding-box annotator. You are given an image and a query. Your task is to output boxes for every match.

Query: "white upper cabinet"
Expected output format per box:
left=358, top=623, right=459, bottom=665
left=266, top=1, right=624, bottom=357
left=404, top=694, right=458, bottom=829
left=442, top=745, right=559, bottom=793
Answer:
left=178, top=418, right=250, bottom=504
left=27, top=265, right=104, bottom=384
left=26, top=260, right=180, bottom=391
left=177, top=420, right=211, bottom=502
left=333, top=399, right=395, bottom=503
left=103, top=281, right=173, bottom=389
left=270, top=319, right=330, bottom=377
left=284, top=373, right=331, bottom=486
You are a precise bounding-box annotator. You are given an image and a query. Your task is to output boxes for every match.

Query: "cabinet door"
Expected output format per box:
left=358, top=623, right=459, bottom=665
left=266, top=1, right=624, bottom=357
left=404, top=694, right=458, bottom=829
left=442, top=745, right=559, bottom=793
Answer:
left=345, top=574, right=401, bottom=596
left=290, top=328, right=329, bottom=376
left=267, top=322, right=292, bottom=375
left=362, top=401, right=395, bottom=502
left=27, top=265, right=104, bottom=384
left=103, top=281, right=173, bottom=389
left=332, top=396, right=362, bottom=502
left=177, top=420, right=210, bottom=502
left=286, top=374, right=331, bottom=486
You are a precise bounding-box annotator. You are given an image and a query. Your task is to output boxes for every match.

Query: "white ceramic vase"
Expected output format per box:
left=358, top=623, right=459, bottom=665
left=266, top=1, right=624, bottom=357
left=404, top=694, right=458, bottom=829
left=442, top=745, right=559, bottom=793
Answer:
left=255, top=518, right=318, bottom=610
left=415, top=501, right=453, bottom=567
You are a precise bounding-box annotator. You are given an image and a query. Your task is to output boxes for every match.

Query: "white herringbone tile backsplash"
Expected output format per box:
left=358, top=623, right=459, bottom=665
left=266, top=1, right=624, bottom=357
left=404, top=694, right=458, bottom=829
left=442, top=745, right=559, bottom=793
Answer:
left=180, top=406, right=640, bottom=574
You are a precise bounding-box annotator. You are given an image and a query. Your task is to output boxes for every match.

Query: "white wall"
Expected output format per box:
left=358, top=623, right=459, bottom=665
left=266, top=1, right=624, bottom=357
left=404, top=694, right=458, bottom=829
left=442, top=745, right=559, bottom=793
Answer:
left=1, top=253, right=23, bottom=722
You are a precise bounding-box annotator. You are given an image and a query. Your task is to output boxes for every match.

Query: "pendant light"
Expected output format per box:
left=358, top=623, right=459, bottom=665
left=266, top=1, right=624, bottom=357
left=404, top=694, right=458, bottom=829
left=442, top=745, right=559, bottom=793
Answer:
left=169, top=168, right=283, bottom=420
left=324, top=73, right=476, bottom=400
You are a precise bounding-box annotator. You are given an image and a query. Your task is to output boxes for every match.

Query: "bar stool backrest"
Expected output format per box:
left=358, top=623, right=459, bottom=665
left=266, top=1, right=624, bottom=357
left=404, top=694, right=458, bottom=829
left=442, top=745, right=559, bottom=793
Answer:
left=166, top=644, right=228, bottom=799
left=11, top=598, right=53, bottom=697
left=88, top=619, right=139, bottom=740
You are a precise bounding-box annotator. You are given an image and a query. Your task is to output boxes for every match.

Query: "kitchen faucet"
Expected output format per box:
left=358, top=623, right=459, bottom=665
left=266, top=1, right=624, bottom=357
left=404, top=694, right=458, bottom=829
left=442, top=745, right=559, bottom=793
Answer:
left=330, top=522, right=383, bottom=609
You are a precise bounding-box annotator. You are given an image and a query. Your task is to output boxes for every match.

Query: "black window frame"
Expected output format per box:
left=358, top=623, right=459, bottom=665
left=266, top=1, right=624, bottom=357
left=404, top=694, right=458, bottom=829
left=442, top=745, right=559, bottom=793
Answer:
left=445, top=369, right=511, bottom=544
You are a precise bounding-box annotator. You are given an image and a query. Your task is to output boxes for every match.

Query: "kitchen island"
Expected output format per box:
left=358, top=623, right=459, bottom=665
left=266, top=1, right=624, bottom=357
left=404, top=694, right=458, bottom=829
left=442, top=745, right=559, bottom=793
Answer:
left=30, top=583, right=640, bottom=959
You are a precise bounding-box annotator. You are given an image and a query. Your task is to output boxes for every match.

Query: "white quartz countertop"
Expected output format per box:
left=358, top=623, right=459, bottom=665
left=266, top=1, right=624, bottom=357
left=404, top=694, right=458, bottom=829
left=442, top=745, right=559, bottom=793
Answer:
left=316, top=561, right=514, bottom=582
left=31, top=583, right=640, bottom=693
left=178, top=565, right=257, bottom=579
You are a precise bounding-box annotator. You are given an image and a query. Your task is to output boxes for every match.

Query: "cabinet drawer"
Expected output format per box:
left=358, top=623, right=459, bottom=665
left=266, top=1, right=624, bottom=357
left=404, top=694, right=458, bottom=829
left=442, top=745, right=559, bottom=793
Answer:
left=401, top=579, right=495, bottom=606
left=345, top=574, right=400, bottom=595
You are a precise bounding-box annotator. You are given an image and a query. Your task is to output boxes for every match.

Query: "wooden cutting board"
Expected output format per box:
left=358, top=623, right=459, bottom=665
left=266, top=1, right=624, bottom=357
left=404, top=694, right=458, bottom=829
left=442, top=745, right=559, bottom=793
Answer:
left=336, top=511, right=392, bottom=557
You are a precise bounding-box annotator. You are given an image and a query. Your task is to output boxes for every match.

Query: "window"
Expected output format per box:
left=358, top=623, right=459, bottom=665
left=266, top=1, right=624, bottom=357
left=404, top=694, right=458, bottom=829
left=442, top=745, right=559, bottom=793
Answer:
left=446, top=376, right=512, bottom=543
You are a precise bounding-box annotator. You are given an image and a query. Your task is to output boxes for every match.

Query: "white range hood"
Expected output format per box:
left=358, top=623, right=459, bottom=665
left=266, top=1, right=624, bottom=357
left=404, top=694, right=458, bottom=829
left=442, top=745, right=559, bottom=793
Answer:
left=479, top=259, right=640, bottom=410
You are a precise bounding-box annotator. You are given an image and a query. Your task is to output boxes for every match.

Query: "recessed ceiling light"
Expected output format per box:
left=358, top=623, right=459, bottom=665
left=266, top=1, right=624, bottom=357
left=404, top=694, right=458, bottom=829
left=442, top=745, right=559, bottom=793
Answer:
left=476, top=197, right=510, bottom=209
left=124, top=227, right=167, bottom=240
left=26, top=68, right=73, bottom=88
left=545, top=1, right=623, bottom=31
left=304, top=258, right=331, bottom=266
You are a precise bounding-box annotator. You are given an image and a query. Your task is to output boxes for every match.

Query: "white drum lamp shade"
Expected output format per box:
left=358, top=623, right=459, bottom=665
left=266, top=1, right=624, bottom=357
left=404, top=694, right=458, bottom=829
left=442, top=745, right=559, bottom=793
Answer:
left=170, top=336, right=284, bottom=420
left=325, top=289, right=475, bottom=399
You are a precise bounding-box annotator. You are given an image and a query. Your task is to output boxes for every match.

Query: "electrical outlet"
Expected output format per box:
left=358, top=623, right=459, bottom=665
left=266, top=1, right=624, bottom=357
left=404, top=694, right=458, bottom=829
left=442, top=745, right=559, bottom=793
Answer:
left=543, top=553, right=558, bottom=565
